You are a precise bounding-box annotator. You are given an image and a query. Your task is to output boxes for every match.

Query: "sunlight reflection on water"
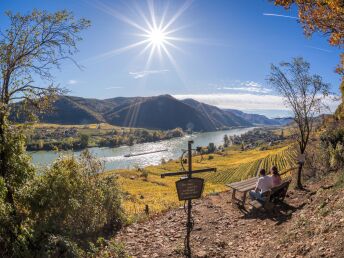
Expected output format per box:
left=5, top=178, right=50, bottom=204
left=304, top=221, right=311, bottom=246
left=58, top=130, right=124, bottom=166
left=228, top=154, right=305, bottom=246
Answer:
left=30, top=128, right=254, bottom=170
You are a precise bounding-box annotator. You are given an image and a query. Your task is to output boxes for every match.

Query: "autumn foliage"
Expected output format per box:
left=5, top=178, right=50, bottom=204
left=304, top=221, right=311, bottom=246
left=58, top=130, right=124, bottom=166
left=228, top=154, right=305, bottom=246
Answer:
left=273, top=0, right=344, bottom=74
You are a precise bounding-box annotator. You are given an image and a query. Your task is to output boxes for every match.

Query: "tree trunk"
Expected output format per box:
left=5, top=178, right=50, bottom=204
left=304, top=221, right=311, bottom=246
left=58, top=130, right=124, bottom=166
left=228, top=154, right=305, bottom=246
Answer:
left=296, top=162, right=303, bottom=189
left=0, top=112, right=7, bottom=179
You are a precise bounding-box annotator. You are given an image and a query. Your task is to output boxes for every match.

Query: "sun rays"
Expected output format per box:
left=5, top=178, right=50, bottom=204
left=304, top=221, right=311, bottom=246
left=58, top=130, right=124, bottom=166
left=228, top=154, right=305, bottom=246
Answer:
left=91, top=0, right=193, bottom=71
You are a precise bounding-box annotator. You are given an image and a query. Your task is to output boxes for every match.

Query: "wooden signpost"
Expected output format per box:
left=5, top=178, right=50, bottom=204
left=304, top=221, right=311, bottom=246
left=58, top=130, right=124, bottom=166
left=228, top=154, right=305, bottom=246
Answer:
left=161, top=140, right=216, bottom=258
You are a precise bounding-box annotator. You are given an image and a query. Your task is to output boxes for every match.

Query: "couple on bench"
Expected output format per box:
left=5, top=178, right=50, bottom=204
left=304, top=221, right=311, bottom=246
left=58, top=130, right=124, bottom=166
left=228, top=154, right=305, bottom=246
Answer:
left=249, top=166, right=281, bottom=201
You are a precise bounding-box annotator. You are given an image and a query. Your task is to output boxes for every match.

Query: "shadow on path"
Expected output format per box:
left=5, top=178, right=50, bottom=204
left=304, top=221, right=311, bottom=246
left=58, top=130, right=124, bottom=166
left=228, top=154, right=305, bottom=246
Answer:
left=239, top=202, right=307, bottom=225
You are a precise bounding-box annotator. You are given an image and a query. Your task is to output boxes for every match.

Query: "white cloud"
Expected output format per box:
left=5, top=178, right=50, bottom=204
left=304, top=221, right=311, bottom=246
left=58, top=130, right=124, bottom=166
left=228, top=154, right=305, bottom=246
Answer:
left=175, top=93, right=286, bottom=110
left=67, top=79, right=78, bottom=85
left=212, top=80, right=272, bottom=94
left=129, top=69, right=168, bottom=79
left=221, top=87, right=271, bottom=93
left=174, top=93, right=340, bottom=113
left=263, top=13, right=297, bottom=19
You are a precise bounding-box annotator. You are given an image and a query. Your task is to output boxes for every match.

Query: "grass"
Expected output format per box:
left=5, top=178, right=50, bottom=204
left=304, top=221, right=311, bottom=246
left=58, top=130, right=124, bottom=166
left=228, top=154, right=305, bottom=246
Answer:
left=104, top=144, right=297, bottom=219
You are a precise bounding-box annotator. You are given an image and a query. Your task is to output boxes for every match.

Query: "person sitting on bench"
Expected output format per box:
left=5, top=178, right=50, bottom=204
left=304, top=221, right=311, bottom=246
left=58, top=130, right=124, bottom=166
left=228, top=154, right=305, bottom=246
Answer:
left=249, top=169, right=272, bottom=201
left=270, top=165, right=281, bottom=187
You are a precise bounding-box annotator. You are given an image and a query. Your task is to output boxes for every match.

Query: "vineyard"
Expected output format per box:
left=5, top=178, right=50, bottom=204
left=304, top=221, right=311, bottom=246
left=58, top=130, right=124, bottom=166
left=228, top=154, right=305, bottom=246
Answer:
left=203, top=146, right=297, bottom=184
left=106, top=145, right=297, bottom=218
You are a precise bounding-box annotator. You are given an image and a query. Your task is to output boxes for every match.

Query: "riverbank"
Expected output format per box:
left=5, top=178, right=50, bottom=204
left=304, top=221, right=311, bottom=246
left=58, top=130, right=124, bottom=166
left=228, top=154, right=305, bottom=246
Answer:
left=25, top=123, right=185, bottom=151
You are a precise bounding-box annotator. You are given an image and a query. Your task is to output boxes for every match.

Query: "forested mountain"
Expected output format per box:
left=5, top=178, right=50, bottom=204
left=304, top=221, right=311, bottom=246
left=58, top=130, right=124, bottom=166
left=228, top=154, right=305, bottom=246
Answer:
left=13, top=95, right=291, bottom=130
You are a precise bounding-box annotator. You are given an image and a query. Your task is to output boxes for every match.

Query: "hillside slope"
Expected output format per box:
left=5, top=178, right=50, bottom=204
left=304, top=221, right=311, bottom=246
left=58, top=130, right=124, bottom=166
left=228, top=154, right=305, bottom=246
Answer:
left=38, top=96, right=105, bottom=124
left=109, top=172, right=344, bottom=258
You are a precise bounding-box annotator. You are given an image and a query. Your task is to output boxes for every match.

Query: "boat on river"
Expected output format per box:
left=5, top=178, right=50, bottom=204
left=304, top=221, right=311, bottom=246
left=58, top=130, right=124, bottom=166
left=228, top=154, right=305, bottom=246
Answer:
left=124, top=149, right=168, bottom=157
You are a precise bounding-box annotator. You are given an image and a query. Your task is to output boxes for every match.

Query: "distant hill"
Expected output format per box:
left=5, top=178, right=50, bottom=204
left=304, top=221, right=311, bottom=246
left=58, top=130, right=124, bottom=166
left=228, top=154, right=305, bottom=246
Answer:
left=225, top=109, right=293, bottom=126
left=181, top=99, right=252, bottom=128
left=182, top=99, right=291, bottom=127
left=12, top=94, right=292, bottom=131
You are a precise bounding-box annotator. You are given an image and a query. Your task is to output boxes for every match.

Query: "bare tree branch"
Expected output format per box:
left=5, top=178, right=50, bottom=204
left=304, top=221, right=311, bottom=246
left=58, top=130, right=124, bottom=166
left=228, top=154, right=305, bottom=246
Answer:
left=267, top=57, right=330, bottom=188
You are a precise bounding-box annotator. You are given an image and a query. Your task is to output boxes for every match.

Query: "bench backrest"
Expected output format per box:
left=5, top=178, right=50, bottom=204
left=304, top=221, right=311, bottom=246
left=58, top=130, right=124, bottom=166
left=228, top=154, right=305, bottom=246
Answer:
left=270, top=179, right=291, bottom=202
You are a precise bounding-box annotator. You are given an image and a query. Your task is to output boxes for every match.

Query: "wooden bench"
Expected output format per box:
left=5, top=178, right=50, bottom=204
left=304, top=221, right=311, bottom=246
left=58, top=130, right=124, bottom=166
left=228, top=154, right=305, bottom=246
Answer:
left=226, top=167, right=296, bottom=208
left=226, top=177, right=258, bottom=207
left=249, top=179, right=291, bottom=212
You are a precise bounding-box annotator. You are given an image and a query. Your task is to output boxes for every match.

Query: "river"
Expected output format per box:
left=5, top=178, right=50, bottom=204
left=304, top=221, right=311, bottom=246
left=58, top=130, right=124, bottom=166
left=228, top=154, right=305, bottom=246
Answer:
left=30, top=127, right=254, bottom=170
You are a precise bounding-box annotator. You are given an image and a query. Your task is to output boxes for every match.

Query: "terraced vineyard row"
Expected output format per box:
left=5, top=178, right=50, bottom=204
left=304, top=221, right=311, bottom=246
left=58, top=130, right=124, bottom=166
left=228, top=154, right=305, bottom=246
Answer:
left=203, top=146, right=297, bottom=184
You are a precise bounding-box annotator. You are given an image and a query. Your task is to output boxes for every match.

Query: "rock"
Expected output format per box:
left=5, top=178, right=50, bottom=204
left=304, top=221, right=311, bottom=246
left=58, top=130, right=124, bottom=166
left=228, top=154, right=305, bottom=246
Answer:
left=195, top=250, right=208, bottom=258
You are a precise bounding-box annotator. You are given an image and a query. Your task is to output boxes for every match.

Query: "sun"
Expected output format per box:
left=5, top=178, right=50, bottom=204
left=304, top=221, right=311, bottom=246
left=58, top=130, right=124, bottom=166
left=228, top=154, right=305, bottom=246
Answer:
left=148, top=28, right=167, bottom=47
left=93, top=0, right=194, bottom=69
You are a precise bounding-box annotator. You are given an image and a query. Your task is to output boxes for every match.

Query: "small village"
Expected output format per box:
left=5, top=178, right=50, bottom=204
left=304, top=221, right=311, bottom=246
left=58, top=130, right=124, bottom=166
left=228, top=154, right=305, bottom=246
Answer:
left=228, top=128, right=286, bottom=150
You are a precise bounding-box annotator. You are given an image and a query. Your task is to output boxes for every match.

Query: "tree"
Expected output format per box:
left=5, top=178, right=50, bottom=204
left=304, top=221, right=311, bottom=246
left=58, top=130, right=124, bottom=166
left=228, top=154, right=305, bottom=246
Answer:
left=79, top=133, right=89, bottom=148
left=0, top=9, right=90, bottom=255
left=223, top=134, right=230, bottom=147
left=208, top=142, right=216, bottom=153
left=268, top=57, right=330, bottom=188
left=272, top=0, right=343, bottom=74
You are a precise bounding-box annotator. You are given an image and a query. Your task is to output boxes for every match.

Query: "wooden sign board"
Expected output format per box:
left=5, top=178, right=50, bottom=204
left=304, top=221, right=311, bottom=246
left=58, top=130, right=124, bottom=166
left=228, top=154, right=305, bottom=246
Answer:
left=176, top=177, right=204, bottom=201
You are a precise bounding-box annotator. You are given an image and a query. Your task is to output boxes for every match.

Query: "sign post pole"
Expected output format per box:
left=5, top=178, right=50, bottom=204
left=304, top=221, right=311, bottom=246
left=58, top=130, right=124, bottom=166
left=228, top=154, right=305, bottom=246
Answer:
left=186, top=140, right=193, bottom=257
left=160, top=140, right=216, bottom=258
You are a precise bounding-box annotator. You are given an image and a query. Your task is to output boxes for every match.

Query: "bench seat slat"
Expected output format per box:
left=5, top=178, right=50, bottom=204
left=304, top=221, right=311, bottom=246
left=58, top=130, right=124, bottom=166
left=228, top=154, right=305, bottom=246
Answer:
left=229, top=177, right=257, bottom=186
left=236, top=183, right=257, bottom=192
left=231, top=179, right=257, bottom=188
left=227, top=177, right=258, bottom=189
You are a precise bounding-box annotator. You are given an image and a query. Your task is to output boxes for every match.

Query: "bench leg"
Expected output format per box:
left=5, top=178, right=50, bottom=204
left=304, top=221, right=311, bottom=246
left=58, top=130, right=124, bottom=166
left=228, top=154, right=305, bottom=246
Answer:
left=242, top=191, right=247, bottom=206
left=231, top=189, right=237, bottom=206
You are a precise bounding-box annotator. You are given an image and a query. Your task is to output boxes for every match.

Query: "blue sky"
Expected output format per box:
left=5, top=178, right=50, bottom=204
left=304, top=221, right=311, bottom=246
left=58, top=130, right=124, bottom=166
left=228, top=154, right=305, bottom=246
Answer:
left=0, top=0, right=342, bottom=117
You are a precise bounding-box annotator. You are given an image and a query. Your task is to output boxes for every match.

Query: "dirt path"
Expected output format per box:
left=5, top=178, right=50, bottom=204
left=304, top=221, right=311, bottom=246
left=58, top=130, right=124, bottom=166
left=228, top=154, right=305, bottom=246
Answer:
left=115, top=188, right=312, bottom=258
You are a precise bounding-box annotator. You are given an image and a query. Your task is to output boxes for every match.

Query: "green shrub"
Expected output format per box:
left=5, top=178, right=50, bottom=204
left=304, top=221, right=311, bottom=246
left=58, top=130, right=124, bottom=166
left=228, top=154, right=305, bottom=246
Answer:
left=93, top=239, right=129, bottom=258
left=23, top=150, right=125, bottom=256
left=320, top=128, right=344, bottom=149
left=0, top=126, right=35, bottom=257
left=79, top=134, right=90, bottom=148
left=320, top=128, right=344, bottom=170
left=335, top=170, right=344, bottom=189
left=329, top=143, right=344, bottom=169
left=140, top=169, right=149, bottom=180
